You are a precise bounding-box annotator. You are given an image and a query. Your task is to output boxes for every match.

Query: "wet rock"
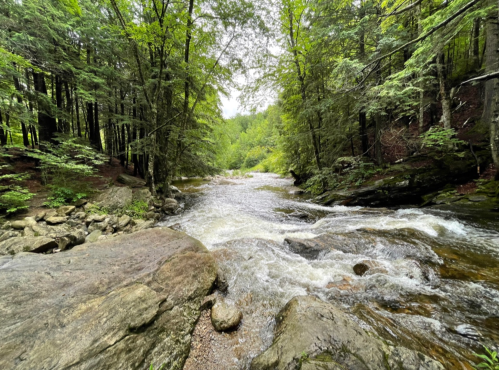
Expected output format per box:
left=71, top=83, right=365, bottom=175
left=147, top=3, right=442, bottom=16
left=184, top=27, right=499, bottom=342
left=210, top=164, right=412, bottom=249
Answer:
left=289, top=212, right=309, bottom=219
left=145, top=211, right=157, bottom=220
left=85, top=230, right=102, bottom=243
left=170, top=185, right=181, bottom=194
left=45, top=216, right=68, bottom=225
left=215, top=268, right=229, bottom=293
left=469, top=195, right=488, bottom=202
left=117, top=173, right=146, bottom=188
left=11, top=217, right=37, bottom=230
left=23, top=227, right=35, bottom=237
left=353, top=260, right=388, bottom=276
left=211, top=301, right=242, bottom=331
left=1, top=221, right=11, bottom=230
left=250, top=295, right=444, bottom=370
left=0, top=228, right=216, bottom=370
left=168, top=223, right=183, bottom=231
left=0, top=237, right=57, bottom=255
left=201, top=294, right=217, bottom=311
left=95, top=186, right=133, bottom=211
left=452, top=324, right=481, bottom=340
left=57, top=205, right=76, bottom=216
left=162, top=198, right=179, bottom=215
left=285, top=237, right=332, bottom=259
left=117, top=215, right=131, bottom=229
left=88, top=220, right=109, bottom=233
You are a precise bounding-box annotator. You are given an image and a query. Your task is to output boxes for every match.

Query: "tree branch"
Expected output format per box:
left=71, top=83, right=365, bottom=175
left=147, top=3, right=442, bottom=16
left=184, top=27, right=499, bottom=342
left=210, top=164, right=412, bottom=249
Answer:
left=461, top=71, right=499, bottom=85
left=363, top=0, right=480, bottom=72
left=383, top=0, right=424, bottom=17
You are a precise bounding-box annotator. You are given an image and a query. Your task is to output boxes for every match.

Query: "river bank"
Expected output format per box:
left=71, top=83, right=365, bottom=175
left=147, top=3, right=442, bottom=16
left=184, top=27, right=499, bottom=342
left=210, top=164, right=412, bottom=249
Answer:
left=1, top=173, right=498, bottom=369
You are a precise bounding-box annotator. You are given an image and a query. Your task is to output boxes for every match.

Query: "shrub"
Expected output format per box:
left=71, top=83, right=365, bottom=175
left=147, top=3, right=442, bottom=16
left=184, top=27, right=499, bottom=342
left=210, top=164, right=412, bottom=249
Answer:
left=0, top=156, right=34, bottom=213
left=44, top=186, right=87, bottom=208
left=420, top=127, right=465, bottom=153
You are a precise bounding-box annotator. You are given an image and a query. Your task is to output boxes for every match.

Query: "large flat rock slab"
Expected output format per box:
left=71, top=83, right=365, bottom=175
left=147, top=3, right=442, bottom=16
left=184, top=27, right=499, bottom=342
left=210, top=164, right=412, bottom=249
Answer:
left=251, top=295, right=444, bottom=370
left=0, top=227, right=217, bottom=370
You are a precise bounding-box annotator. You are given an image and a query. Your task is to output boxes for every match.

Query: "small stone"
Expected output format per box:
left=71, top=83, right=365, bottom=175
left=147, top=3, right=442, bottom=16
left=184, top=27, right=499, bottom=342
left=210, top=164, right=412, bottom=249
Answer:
left=83, top=202, right=95, bottom=211
left=43, top=209, right=58, bottom=221
left=85, top=214, right=106, bottom=224
left=0, top=236, right=57, bottom=255
left=0, top=231, right=19, bottom=242
left=23, top=227, right=35, bottom=237
left=170, top=185, right=181, bottom=194
left=57, top=205, right=76, bottom=216
left=35, top=211, right=47, bottom=221
left=215, top=269, right=229, bottom=293
left=11, top=217, right=36, bottom=230
left=133, top=220, right=154, bottom=232
left=353, top=260, right=388, bottom=276
left=85, top=230, right=102, bottom=243
left=117, top=174, right=146, bottom=188
left=74, top=198, right=87, bottom=207
left=32, top=224, right=49, bottom=237
left=211, top=301, right=242, bottom=332
left=45, top=217, right=67, bottom=225
left=118, top=215, right=131, bottom=229
left=201, top=294, right=217, bottom=311
left=1, top=221, right=12, bottom=230
left=75, top=212, right=86, bottom=219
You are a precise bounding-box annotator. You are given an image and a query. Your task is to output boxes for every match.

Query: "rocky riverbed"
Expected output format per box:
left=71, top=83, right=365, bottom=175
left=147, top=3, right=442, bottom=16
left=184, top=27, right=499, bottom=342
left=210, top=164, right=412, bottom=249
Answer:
left=1, top=173, right=498, bottom=369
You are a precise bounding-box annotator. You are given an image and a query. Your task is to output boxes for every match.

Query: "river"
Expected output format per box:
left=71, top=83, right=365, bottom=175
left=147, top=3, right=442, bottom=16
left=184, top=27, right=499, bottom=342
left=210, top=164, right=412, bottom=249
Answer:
left=161, top=173, right=499, bottom=369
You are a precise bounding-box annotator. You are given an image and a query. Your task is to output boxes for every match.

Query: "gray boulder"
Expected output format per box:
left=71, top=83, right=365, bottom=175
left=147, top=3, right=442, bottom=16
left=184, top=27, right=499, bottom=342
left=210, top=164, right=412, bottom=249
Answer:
left=162, top=198, right=179, bottom=215
left=250, top=295, right=443, bottom=370
left=0, top=228, right=216, bottom=370
left=95, top=186, right=133, bottom=212
left=211, top=301, right=242, bottom=331
left=133, top=188, right=153, bottom=205
left=117, top=173, right=146, bottom=188
left=11, top=217, right=37, bottom=230
left=0, top=236, right=57, bottom=255
left=118, top=215, right=131, bottom=229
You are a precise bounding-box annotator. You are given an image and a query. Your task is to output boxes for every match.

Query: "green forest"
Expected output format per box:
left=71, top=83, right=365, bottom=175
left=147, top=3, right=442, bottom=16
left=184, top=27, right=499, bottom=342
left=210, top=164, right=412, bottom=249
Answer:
left=1, top=0, right=499, bottom=210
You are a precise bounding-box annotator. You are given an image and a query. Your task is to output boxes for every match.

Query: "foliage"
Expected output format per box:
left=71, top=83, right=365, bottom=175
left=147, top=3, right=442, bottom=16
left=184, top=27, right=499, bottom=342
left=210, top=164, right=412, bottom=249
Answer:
left=0, top=187, right=34, bottom=213
left=44, top=187, right=87, bottom=208
left=117, top=201, right=149, bottom=219
left=25, top=138, right=106, bottom=187
left=474, top=346, right=499, bottom=370
left=420, top=127, right=466, bottom=151
left=149, top=364, right=165, bottom=370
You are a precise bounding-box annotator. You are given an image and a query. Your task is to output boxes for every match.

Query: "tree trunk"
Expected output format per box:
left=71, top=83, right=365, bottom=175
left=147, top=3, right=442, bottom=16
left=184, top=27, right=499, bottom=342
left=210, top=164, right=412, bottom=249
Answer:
left=93, top=102, right=102, bottom=151
left=488, top=0, right=499, bottom=178
left=483, top=3, right=499, bottom=130
left=437, top=52, right=452, bottom=129
left=33, top=72, right=57, bottom=146
left=418, top=3, right=425, bottom=133
left=0, top=111, right=6, bottom=146
left=287, top=7, right=322, bottom=170
left=13, top=75, right=30, bottom=147
left=75, top=90, right=82, bottom=137
left=471, top=18, right=481, bottom=71
left=359, top=111, right=368, bottom=155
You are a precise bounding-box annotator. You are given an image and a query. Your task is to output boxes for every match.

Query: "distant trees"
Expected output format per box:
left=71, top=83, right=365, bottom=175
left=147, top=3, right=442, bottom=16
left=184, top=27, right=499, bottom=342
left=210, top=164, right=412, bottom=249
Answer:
left=256, top=0, right=495, bottom=176
left=0, top=0, right=262, bottom=192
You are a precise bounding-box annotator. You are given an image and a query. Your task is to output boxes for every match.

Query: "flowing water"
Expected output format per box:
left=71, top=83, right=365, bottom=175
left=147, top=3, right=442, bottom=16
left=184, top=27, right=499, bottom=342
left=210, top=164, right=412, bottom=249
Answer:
left=161, top=173, right=499, bottom=369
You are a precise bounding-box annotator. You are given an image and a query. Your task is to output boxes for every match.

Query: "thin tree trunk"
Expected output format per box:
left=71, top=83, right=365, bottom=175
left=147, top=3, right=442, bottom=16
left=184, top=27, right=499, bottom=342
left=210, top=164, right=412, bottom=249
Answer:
left=13, top=74, right=30, bottom=147
left=0, top=111, right=6, bottom=146
left=33, top=72, right=57, bottom=146
left=437, top=52, right=452, bottom=130
left=483, top=2, right=499, bottom=130
left=75, top=90, right=82, bottom=137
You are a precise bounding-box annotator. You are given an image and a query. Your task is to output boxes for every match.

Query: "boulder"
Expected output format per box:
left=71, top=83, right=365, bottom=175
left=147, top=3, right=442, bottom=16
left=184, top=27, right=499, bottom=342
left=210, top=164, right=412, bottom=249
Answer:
left=250, top=295, right=443, bottom=370
left=0, top=236, right=57, bottom=255
left=0, top=228, right=217, bottom=370
left=215, top=268, right=229, bottom=293
left=117, top=173, right=146, bottom=188
left=285, top=237, right=332, bottom=259
left=170, top=185, right=181, bottom=194
left=201, top=294, right=217, bottom=311
left=35, top=211, right=46, bottom=221
left=162, top=198, right=179, bottom=215
left=211, top=301, right=242, bottom=331
left=45, top=216, right=67, bottom=225
left=95, top=186, right=133, bottom=212
left=133, top=188, right=153, bottom=205
left=57, top=205, right=76, bottom=216
left=133, top=220, right=154, bottom=232
left=353, top=260, right=388, bottom=276
left=11, top=217, right=37, bottom=230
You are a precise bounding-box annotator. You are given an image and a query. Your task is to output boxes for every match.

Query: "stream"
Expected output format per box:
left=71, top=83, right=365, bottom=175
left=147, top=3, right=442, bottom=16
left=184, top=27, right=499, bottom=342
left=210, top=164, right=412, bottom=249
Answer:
left=161, top=173, right=499, bottom=369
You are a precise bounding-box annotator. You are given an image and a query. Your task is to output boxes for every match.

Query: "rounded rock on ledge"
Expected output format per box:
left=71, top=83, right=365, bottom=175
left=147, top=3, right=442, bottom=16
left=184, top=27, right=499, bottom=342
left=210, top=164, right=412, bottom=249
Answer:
left=211, top=301, right=242, bottom=332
